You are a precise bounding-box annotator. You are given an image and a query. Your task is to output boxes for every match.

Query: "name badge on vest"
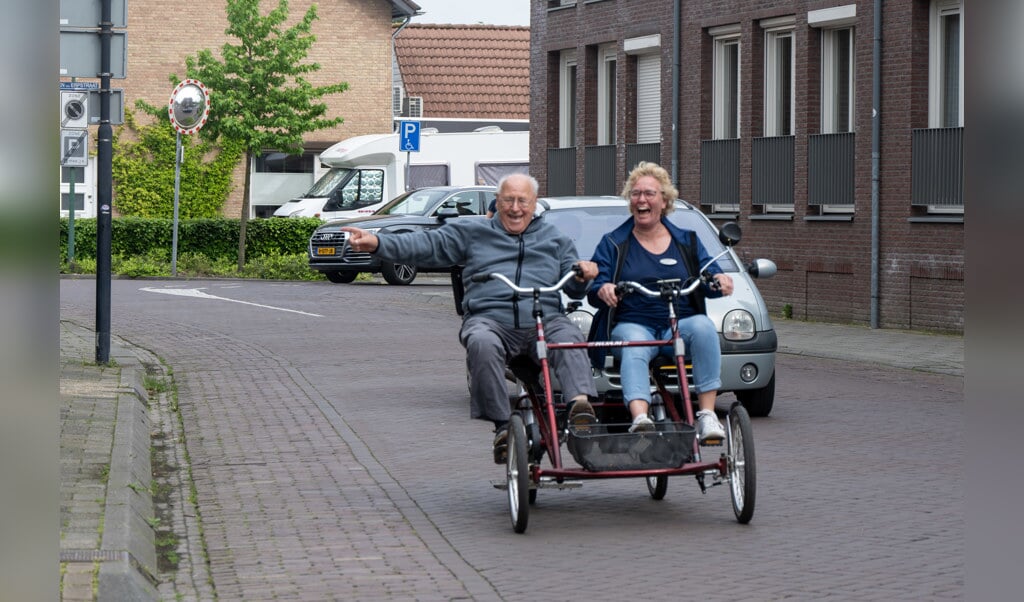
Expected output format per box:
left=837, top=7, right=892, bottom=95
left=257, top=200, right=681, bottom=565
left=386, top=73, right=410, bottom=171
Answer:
left=659, top=258, right=678, bottom=266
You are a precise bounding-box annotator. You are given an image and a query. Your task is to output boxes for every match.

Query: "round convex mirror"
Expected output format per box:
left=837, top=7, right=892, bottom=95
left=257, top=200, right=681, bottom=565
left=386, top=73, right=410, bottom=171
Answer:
left=168, top=80, right=210, bottom=135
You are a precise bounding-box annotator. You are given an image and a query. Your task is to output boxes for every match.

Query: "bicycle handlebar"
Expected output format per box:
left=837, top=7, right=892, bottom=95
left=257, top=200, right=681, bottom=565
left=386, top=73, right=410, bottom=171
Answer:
left=471, top=266, right=582, bottom=295
left=614, top=246, right=732, bottom=300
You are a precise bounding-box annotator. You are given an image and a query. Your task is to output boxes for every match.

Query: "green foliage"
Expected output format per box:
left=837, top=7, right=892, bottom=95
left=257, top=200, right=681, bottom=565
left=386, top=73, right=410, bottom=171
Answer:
left=238, top=253, right=323, bottom=280
left=60, top=216, right=321, bottom=265
left=111, top=109, right=243, bottom=218
left=182, top=0, right=349, bottom=155
left=180, top=0, right=349, bottom=267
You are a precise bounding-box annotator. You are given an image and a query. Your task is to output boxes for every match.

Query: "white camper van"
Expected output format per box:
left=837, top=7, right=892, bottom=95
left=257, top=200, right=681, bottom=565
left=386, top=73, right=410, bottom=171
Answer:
left=273, top=127, right=528, bottom=220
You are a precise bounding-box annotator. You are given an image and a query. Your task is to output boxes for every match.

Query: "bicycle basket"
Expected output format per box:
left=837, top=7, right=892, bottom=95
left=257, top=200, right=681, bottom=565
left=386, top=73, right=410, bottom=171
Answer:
left=566, top=422, right=695, bottom=471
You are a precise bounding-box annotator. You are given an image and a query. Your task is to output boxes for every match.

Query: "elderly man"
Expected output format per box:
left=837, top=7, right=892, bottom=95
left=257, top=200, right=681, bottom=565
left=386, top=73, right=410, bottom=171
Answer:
left=342, top=174, right=598, bottom=461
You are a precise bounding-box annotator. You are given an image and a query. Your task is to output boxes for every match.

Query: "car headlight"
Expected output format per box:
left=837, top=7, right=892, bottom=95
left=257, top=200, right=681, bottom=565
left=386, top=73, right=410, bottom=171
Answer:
left=567, top=309, right=593, bottom=335
left=722, top=309, right=755, bottom=341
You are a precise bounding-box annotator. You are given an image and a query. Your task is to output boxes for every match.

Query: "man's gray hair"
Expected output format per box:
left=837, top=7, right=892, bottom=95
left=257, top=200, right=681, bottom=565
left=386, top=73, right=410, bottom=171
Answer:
left=497, top=173, right=539, bottom=196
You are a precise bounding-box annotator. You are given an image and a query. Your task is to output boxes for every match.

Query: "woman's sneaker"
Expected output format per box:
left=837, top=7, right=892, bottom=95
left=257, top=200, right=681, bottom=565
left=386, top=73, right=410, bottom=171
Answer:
left=628, top=414, right=655, bottom=433
left=695, top=409, right=725, bottom=443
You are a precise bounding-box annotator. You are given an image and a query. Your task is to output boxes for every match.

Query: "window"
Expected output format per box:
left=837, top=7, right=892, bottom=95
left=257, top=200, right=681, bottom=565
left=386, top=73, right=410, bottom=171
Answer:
left=598, top=44, right=617, bottom=145
left=822, top=27, right=854, bottom=134
left=560, top=50, right=578, bottom=148
left=763, top=18, right=795, bottom=137
left=255, top=151, right=314, bottom=174
left=712, top=26, right=741, bottom=139
left=930, top=0, right=963, bottom=128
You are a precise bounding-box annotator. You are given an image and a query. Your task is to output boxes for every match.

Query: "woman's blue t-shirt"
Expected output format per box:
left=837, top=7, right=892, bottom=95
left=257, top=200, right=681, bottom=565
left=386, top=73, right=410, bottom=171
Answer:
left=614, top=235, right=698, bottom=329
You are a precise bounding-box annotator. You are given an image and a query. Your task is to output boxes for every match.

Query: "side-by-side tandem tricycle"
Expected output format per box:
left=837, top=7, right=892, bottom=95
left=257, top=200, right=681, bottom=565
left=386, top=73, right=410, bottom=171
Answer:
left=475, top=223, right=756, bottom=534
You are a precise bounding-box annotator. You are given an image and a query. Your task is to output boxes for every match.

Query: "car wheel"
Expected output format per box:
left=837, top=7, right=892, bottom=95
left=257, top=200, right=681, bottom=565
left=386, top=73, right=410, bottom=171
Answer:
left=735, top=373, right=775, bottom=417
left=381, top=261, right=417, bottom=285
left=324, top=271, right=357, bottom=284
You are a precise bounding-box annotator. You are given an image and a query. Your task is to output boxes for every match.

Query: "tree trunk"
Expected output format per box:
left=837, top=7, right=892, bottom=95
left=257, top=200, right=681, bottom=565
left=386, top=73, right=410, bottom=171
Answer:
left=237, top=150, right=253, bottom=270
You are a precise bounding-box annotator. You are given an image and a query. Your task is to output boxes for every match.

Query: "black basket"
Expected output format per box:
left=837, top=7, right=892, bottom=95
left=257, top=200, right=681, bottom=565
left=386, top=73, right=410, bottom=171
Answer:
left=566, top=422, right=695, bottom=471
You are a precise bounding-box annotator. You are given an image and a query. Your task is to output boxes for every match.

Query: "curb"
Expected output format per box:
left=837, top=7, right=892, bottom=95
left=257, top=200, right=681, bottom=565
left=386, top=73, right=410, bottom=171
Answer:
left=97, top=352, right=159, bottom=600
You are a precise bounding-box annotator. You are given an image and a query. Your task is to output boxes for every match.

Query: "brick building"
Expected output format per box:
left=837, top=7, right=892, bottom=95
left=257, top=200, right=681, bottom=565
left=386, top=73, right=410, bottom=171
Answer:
left=531, top=0, right=963, bottom=332
left=61, top=0, right=421, bottom=219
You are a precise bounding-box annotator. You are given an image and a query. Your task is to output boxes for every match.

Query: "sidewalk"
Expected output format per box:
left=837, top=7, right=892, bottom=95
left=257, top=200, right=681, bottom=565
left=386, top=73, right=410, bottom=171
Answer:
left=58, top=316, right=962, bottom=600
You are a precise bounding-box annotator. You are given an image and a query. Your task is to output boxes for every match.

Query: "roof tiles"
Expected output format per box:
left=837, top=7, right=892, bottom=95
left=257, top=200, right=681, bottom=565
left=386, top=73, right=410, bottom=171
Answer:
left=394, top=24, right=530, bottom=120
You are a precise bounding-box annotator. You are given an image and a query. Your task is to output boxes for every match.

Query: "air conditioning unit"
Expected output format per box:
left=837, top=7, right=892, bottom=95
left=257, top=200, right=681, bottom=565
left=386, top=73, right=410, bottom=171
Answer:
left=407, top=96, right=423, bottom=118
left=392, top=86, right=404, bottom=116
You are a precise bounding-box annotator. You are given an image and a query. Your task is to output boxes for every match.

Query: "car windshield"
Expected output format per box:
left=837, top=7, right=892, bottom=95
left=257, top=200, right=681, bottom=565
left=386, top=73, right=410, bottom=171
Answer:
left=305, top=168, right=354, bottom=198
left=375, top=189, right=453, bottom=216
left=542, top=205, right=738, bottom=272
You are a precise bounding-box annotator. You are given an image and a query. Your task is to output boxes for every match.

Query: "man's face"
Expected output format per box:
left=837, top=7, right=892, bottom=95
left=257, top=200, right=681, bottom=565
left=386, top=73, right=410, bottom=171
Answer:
left=495, top=176, right=537, bottom=235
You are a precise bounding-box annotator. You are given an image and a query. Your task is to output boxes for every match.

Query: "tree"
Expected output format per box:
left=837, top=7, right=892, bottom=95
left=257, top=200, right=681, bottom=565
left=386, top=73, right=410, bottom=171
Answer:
left=181, top=0, right=348, bottom=268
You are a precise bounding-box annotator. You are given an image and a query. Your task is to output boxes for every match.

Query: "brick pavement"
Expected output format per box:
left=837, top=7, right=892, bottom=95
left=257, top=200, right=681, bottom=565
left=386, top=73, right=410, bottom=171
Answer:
left=59, top=277, right=963, bottom=601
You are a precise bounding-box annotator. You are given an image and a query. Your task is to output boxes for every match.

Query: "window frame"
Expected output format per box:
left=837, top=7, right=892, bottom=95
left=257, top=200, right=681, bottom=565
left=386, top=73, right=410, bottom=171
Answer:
left=711, top=25, right=741, bottom=140
left=821, top=26, right=855, bottom=135
left=929, top=0, right=963, bottom=129
left=763, top=19, right=795, bottom=137
left=559, top=50, right=578, bottom=148
left=597, top=44, right=617, bottom=146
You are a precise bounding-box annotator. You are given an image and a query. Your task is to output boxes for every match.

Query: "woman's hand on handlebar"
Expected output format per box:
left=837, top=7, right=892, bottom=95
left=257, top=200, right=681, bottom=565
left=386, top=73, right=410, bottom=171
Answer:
left=711, top=273, right=734, bottom=295
left=574, top=260, right=599, bottom=282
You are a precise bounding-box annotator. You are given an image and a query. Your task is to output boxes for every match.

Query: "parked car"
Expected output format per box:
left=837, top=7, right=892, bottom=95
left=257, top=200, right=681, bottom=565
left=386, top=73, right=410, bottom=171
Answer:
left=307, top=185, right=496, bottom=285
left=457, top=196, right=779, bottom=416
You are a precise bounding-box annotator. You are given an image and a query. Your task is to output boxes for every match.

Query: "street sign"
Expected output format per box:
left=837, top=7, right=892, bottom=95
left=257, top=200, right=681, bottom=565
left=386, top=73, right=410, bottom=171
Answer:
left=61, top=129, right=89, bottom=167
left=59, top=30, right=128, bottom=79
left=399, top=120, right=421, bottom=152
left=60, top=81, right=100, bottom=91
left=60, top=0, right=128, bottom=29
left=61, top=91, right=89, bottom=129
left=88, top=89, right=125, bottom=125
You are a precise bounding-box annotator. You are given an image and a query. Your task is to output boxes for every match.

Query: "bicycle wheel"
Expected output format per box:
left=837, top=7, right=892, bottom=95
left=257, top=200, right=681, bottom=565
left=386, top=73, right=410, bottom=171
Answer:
left=646, top=475, right=668, bottom=500
left=506, top=414, right=531, bottom=533
left=727, top=403, right=756, bottom=524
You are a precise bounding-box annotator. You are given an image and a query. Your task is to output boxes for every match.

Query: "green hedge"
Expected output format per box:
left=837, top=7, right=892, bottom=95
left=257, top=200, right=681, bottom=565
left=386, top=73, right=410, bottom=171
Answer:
left=59, top=217, right=322, bottom=263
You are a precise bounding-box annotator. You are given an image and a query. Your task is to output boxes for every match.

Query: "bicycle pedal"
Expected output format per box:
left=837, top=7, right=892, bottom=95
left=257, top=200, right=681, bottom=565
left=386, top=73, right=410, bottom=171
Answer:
left=699, top=437, right=724, bottom=446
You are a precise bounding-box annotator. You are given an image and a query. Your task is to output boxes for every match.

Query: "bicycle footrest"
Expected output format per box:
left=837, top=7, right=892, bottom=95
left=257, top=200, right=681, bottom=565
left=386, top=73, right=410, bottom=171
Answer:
left=490, top=478, right=584, bottom=491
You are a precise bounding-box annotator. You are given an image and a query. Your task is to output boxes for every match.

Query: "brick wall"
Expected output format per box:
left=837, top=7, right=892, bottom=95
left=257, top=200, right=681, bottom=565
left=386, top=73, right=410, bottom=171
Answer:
left=532, top=0, right=964, bottom=332
left=123, top=0, right=395, bottom=216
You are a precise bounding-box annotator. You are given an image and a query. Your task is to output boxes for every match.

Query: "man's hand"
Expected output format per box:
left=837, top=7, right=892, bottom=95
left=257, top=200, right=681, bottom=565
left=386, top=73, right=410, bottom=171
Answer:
left=340, top=227, right=379, bottom=253
left=574, top=260, right=599, bottom=282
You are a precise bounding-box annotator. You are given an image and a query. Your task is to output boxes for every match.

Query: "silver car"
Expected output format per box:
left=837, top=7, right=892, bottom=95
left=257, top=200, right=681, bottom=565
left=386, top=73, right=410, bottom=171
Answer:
left=537, top=196, right=779, bottom=417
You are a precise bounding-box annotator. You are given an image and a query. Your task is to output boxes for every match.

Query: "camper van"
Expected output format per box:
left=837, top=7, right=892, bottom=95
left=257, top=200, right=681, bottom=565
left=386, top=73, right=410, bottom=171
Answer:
left=273, top=127, right=528, bottom=220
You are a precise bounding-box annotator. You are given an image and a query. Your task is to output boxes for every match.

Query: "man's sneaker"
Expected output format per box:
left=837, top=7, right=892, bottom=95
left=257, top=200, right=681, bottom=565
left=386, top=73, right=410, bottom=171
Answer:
left=568, top=399, right=597, bottom=433
left=628, top=414, right=655, bottom=433
left=695, top=409, right=725, bottom=443
left=492, top=425, right=509, bottom=464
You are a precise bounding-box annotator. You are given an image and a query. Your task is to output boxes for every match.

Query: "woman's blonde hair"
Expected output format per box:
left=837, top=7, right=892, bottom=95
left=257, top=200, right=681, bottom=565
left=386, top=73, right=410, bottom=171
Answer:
left=621, top=161, right=678, bottom=214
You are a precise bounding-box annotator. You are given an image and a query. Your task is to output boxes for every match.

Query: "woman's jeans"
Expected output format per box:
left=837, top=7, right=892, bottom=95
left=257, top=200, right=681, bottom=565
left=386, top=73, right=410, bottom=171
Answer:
left=611, top=315, right=722, bottom=405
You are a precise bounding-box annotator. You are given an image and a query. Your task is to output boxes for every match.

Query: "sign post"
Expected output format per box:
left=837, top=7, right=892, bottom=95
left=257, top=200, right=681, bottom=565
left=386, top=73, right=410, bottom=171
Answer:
left=167, top=79, right=211, bottom=276
left=399, top=120, right=420, bottom=191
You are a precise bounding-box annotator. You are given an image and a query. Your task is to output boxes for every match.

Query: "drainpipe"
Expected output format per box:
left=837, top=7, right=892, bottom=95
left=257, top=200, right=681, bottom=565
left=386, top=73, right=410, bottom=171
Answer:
left=870, top=0, right=881, bottom=328
left=671, top=0, right=681, bottom=185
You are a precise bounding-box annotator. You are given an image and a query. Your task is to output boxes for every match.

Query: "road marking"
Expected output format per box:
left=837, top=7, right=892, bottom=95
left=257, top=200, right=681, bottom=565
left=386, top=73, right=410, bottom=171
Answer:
left=139, top=287, right=323, bottom=317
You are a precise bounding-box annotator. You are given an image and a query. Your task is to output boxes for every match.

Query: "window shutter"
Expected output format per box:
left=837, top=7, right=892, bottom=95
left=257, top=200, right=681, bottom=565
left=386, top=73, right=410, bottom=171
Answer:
left=636, top=54, right=661, bottom=144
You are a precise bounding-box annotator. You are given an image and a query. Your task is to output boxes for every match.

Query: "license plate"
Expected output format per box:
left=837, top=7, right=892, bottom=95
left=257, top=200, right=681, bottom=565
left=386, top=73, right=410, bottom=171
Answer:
left=317, top=247, right=336, bottom=256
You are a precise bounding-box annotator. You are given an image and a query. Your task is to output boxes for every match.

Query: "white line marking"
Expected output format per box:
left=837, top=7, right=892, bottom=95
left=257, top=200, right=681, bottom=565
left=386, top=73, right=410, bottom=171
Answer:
left=139, top=287, right=323, bottom=317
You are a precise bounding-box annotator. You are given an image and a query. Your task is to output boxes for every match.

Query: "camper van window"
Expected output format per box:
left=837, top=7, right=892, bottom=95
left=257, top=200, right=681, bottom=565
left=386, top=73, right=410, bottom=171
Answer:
left=323, top=169, right=385, bottom=212
left=307, top=168, right=354, bottom=197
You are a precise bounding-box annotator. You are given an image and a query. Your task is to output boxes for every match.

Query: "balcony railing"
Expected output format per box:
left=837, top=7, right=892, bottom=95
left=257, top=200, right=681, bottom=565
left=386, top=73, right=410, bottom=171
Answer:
left=547, top=147, right=577, bottom=196
left=751, top=135, right=795, bottom=206
left=584, top=145, right=616, bottom=195
left=911, top=127, right=963, bottom=207
left=700, top=138, right=740, bottom=207
left=624, top=142, right=660, bottom=172
left=808, top=132, right=855, bottom=206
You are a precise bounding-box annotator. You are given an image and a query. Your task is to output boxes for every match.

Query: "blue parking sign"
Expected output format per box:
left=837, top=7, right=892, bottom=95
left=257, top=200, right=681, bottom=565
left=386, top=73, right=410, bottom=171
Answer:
left=399, top=121, right=420, bottom=152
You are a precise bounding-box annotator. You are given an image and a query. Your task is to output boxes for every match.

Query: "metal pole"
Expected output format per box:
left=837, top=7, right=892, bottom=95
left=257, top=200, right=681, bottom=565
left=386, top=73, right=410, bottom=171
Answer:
left=870, top=0, right=882, bottom=329
left=68, top=166, right=76, bottom=264
left=670, top=0, right=681, bottom=186
left=172, top=132, right=182, bottom=276
left=95, top=0, right=113, bottom=364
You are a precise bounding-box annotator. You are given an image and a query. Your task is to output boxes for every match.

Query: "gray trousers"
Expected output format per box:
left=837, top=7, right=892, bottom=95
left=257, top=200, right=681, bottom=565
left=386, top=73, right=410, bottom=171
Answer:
left=460, top=314, right=597, bottom=423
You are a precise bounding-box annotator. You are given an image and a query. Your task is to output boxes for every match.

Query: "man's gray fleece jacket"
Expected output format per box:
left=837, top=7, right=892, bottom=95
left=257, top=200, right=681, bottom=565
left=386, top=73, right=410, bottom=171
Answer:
left=373, top=215, right=587, bottom=329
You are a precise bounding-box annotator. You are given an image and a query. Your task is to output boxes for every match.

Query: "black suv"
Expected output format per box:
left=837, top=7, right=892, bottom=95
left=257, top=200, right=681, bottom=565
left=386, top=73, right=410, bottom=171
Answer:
left=308, top=186, right=496, bottom=285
